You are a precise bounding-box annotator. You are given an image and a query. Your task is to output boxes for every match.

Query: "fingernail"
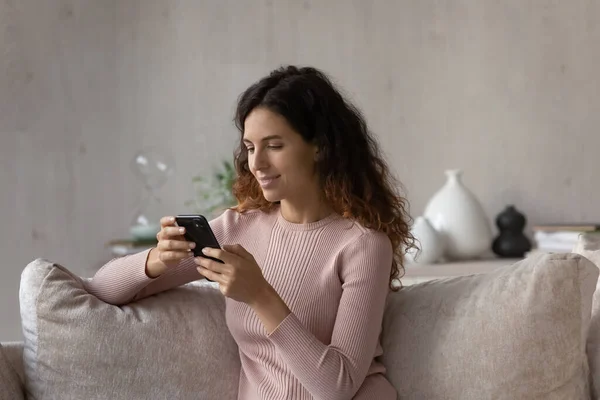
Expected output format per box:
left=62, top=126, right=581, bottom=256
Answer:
left=189, top=242, right=196, bottom=249
left=169, top=217, right=175, bottom=222
left=179, top=227, right=185, bottom=234
left=202, top=248, right=209, bottom=254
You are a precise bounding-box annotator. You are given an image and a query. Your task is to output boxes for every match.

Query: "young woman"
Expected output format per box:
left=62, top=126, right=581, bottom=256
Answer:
left=87, top=65, right=414, bottom=399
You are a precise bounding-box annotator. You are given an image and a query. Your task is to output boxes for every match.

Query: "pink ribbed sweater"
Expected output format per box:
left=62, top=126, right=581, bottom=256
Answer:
left=87, top=208, right=397, bottom=400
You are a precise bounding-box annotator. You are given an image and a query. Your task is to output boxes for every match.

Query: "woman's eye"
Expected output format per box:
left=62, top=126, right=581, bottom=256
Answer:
left=246, top=147, right=254, bottom=153
left=267, top=145, right=282, bottom=150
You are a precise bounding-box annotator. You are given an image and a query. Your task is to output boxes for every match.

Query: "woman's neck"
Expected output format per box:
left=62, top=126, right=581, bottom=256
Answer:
left=279, top=198, right=332, bottom=224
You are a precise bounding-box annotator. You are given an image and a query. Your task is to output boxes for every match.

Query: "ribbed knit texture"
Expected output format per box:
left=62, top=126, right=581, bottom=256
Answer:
left=86, top=207, right=397, bottom=399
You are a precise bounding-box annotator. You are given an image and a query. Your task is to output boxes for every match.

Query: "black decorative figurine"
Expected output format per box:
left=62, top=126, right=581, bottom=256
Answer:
left=492, top=205, right=532, bottom=258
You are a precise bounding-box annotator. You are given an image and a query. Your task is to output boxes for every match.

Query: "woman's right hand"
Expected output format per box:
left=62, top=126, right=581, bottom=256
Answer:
left=145, top=216, right=196, bottom=278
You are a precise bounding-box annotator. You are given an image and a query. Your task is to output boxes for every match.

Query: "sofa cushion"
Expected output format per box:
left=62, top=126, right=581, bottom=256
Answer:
left=573, top=233, right=600, bottom=399
left=381, top=252, right=598, bottom=400
left=19, top=259, right=240, bottom=400
left=0, top=342, right=24, bottom=400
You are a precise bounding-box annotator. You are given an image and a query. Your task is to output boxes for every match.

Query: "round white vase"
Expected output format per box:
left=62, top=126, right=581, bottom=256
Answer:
left=406, top=216, right=444, bottom=264
left=424, top=169, right=493, bottom=260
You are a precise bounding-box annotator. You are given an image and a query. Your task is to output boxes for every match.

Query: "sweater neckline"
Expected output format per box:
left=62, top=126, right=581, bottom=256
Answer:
left=276, top=207, right=341, bottom=231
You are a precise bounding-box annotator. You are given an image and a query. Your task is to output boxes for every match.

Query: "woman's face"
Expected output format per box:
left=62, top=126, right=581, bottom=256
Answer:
left=243, top=107, right=319, bottom=204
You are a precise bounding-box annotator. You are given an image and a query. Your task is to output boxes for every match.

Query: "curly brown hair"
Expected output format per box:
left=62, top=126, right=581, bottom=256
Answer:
left=231, top=65, right=416, bottom=290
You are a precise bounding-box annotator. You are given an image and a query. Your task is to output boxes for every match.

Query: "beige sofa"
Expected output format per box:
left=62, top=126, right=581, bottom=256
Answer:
left=2, top=236, right=600, bottom=399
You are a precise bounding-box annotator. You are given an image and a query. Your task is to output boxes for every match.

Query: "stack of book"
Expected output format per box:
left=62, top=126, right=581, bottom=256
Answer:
left=529, top=223, right=600, bottom=256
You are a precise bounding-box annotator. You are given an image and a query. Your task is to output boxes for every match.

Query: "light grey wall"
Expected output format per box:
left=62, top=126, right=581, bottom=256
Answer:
left=2, top=0, right=599, bottom=340
left=1, top=0, right=120, bottom=340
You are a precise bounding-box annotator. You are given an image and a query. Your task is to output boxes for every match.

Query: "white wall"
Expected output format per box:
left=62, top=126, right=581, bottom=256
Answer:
left=2, top=0, right=599, bottom=340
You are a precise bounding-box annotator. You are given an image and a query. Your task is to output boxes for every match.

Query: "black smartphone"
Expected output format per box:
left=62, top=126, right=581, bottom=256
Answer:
left=174, top=215, right=223, bottom=281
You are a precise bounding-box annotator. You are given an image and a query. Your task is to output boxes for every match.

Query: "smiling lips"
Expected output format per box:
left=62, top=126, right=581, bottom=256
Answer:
left=257, top=175, right=280, bottom=188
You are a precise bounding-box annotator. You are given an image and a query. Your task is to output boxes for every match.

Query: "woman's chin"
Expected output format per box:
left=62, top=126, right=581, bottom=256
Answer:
left=261, top=189, right=283, bottom=203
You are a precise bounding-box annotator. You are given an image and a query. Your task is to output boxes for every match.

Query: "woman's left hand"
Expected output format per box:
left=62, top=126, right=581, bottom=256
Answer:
left=195, top=244, right=269, bottom=305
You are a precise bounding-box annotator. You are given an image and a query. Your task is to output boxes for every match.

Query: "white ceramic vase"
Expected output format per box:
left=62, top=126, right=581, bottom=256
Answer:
left=406, top=216, right=444, bottom=264
left=424, top=169, right=493, bottom=260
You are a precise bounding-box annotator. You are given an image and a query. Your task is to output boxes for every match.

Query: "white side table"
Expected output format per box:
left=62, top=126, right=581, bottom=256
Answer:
left=400, top=257, right=522, bottom=286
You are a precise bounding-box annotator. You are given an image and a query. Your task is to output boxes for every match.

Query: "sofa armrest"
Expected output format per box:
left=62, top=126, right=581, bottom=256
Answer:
left=0, top=341, right=25, bottom=400
left=2, top=342, right=24, bottom=383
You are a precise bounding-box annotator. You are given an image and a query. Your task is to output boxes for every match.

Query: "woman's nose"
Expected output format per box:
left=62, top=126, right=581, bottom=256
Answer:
left=251, top=149, right=269, bottom=171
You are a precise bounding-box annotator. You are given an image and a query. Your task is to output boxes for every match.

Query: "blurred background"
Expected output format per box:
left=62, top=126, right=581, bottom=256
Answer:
left=1, top=0, right=599, bottom=340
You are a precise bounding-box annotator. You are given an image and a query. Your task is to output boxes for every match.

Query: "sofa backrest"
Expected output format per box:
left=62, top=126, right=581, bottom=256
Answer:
left=573, top=233, right=600, bottom=398
left=14, top=249, right=600, bottom=400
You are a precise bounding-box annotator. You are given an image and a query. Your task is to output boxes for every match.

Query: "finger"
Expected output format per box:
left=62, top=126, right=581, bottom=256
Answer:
left=196, top=266, right=224, bottom=283
left=194, top=257, right=229, bottom=274
left=160, top=216, right=176, bottom=228
left=156, top=228, right=177, bottom=241
left=163, top=226, right=187, bottom=237
left=157, top=228, right=187, bottom=243
left=159, top=251, right=191, bottom=263
left=222, top=244, right=253, bottom=261
left=158, top=239, right=196, bottom=252
left=201, top=247, right=237, bottom=264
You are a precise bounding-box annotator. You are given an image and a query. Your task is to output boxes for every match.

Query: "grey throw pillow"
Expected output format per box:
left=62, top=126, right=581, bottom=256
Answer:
left=381, top=252, right=598, bottom=400
left=19, top=259, right=240, bottom=400
left=0, top=342, right=24, bottom=400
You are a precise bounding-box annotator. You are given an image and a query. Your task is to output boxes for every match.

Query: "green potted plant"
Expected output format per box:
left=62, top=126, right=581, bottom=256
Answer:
left=185, top=160, right=237, bottom=218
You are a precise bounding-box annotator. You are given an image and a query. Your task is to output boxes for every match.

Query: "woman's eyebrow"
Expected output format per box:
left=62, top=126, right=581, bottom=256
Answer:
left=243, top=135, right=283, bottom=144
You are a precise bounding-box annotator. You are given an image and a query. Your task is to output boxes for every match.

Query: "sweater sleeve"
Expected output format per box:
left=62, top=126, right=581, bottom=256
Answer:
left=266, top=231, right=393, bottom=400
left=85, top=211, right=234, bottom=305
left=84, top=250, right=203, bottom=305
